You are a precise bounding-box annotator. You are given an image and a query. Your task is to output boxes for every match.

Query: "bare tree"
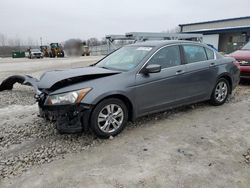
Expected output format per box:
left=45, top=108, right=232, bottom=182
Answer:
left=7, top=39, right=15, bottom=46
left=172, top=26, right=181, bottom=33
left=100, top=38, right=107, bottom=45
left=87, top=38, right=99, bottom=46
left=0, top=33, right=7, bottom=46
left=14, top=37, right=21, bottom=48
left=162, top=26, right=181, bottom=33
left=27, top=37, right=34, bottom=46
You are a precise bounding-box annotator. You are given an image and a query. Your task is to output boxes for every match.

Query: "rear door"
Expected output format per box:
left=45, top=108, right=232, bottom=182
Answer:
left=182, top=44, right=217, bottom=100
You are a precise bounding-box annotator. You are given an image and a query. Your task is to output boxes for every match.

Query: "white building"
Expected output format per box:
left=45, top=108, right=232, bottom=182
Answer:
left=179, top=16, right=250, bottom=53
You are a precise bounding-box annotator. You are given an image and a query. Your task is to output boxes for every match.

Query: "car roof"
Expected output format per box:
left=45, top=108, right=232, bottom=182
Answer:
left=128, top=40, right=204, bottom=48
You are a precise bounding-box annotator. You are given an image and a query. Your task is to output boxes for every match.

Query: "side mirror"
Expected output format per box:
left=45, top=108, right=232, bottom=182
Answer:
left=143, top=64, right=161, bottom=74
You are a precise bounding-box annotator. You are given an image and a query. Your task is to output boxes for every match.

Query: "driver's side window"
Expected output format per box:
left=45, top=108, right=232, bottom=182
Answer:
left=148, top=45, right=181, bottom=69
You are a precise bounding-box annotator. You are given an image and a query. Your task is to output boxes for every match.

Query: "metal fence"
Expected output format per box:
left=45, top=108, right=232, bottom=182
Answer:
left=89, top=44, right=124, bottom=56
left=89, top=42, right=135, bottom=56
left=89, top=44, right=109, bottom=56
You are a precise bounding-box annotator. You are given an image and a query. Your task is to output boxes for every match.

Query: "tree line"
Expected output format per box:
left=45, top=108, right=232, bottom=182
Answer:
left=0, top=33, right=108, bottom=57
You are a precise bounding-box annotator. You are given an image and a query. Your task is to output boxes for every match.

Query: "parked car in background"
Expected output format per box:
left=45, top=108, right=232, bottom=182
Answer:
left=28, top=49, right=43, bottom=59
left=228, top=42, right=250, bottom=80
left=0, top=41, right=240, bottom=138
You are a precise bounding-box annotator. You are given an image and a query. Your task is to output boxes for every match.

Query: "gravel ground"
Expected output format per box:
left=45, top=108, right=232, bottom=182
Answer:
left=0, top=84, right=194, bottom=179
left=0, top=57, right=103, bottom=179
left=0, top=84, right=249, bottom=180
left=0, top=57, right=250, bottom=187
left=0, top=88, right=34, bottom=108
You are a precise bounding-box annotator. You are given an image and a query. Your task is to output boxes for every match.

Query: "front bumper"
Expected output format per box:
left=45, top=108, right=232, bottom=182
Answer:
left=39, top=104, right=92, bottom=133
left=240, top=66, right=250, bottom=79
left=31, top=54, right=43, bottom=58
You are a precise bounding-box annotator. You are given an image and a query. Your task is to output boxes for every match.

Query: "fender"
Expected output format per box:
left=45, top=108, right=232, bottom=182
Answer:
left=83, top=90, right=137, bottom=121
left=87, top=90, right=134, bottom=105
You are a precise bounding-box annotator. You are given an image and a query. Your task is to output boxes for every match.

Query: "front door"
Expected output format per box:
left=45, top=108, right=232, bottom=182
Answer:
left=135, top=45, right=187, bottom=116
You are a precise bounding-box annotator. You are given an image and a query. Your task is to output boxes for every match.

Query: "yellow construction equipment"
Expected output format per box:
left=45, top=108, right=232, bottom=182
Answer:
left=40, top=43, right=64, bottom=58
left=49, top=43, right=64, bottom=58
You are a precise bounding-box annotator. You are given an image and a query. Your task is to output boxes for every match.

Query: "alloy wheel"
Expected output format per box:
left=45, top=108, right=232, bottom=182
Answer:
left=97, top=104, right=124, bottom=133
left=215, top=81, right=228, bottom=102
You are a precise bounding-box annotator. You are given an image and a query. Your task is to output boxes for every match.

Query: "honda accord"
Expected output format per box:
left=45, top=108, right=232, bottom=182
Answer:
left=0, top=41, right=240, bottom=138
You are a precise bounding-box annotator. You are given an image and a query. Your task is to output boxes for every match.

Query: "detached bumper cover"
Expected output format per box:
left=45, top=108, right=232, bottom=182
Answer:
left=39, top=104, right=92, bottom=133
left=0, top=75, right=41, bottom=95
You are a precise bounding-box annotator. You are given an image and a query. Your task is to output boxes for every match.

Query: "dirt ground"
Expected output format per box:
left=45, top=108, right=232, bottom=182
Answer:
left=0, top=57, right=250, bottom=188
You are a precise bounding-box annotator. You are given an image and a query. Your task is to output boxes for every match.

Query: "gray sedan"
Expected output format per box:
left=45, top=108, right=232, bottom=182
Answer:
left=0, top=41, right=240, bottom=138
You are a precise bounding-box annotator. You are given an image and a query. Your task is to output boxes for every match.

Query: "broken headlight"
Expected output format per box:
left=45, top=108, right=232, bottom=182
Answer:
left=46, top=88, right=92, bottom=105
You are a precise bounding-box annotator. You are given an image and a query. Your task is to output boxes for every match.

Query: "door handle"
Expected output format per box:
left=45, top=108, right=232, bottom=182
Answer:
left=210, top=62, right=216, bottom=67
left=176, top=70, right=185, bottom=75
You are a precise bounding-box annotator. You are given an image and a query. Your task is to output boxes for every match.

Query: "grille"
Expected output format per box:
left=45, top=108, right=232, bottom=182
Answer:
left=238, top=60, right=250, bottom=66
left=240, top=72, right=250, bottom=77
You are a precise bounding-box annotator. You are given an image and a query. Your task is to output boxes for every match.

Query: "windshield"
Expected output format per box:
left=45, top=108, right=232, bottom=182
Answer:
left=30, top=49, right=40, bottom=52
left=96, top=46, right=153, bottom=71
left=242, top=42, right=250, bottom=50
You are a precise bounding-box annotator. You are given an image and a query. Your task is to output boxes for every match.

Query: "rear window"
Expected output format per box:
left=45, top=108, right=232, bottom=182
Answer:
left=183, top=45, right=207, bottom=63
left=205, top=48, right=215, bottom=60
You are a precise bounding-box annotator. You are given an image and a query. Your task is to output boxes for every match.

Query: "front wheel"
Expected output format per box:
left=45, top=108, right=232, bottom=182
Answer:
left=90, top=98, right=128, bottom=138
left=210, top=78, right=230, bottom=106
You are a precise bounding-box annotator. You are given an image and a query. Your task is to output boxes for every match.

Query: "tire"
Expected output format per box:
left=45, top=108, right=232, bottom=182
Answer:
left=61, top=51, right=65, bottom=57
left=210, top=78, right=230, bottom=106
left=90, top=98, right=128, bottom=138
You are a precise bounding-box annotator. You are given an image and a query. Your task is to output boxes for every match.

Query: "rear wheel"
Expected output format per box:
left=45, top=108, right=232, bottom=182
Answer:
left=210, top=78, right=230, bottom=106
left=90, top=98, right=128, bottom=138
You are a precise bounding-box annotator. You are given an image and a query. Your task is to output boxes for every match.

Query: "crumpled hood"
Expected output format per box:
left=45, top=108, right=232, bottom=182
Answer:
left=228, top=50, right=250, bottom=60
left=38, top=66, right=121, bottom=91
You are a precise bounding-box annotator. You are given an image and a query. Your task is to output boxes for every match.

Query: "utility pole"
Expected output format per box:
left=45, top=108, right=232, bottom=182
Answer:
left=40, top=37, right=43, bottom=46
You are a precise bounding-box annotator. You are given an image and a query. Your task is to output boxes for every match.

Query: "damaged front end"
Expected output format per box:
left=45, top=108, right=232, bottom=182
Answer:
left=37, top=88, right=93, bottom=133
left=0, top=75, right=93, bottom=133
left=0, top=67, right=120, bottom=133
left=0, top=67, right=121, bottom=133
left=38, top=100, right=93, bottom=133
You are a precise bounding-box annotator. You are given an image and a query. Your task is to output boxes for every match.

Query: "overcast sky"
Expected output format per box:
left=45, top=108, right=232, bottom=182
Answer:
left=1, top=0, right=250, bottom=44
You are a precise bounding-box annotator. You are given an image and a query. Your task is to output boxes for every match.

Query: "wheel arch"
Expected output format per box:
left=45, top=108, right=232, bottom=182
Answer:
left=91, top=93, right=135, bottom=122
